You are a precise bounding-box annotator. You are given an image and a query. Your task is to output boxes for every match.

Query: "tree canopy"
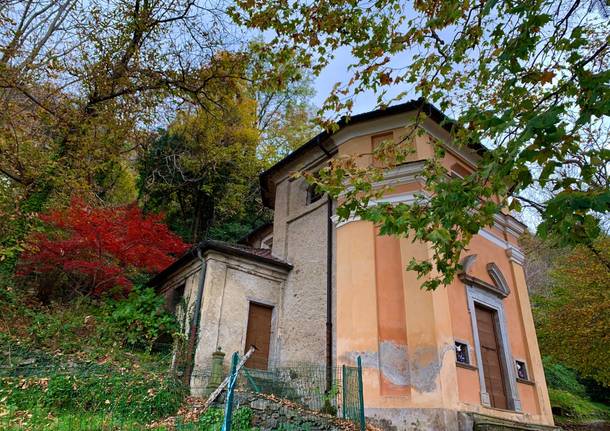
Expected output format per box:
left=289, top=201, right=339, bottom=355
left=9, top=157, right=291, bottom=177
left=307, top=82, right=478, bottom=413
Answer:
left=18, top=198, right=189, bottom=301
left=137, top=64, right=262, bottom=243
left=0, top=1, right=316, bottom=269
left=232, top=0, right=610, bottom=289
left=532, top=237, right=610, bottom=387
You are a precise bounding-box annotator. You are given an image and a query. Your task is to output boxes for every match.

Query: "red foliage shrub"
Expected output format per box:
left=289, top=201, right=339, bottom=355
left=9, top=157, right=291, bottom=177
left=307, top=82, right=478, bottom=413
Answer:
left=18, top=198, right=190, bottom=297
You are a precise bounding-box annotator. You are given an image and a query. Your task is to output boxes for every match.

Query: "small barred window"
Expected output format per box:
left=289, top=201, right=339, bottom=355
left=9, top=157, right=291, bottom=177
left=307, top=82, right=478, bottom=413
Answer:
left=306, top=183, right=323, bottom=204
left=516, top=360, right=529, bottom=380
left=455, top=341, right=470, bottom=365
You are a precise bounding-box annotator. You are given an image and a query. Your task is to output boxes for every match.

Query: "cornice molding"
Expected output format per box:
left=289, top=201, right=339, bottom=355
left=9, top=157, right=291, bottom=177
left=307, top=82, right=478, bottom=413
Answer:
left=506, top=245, right=526, bottom=266
left=459, top=272, right=509, bottom=298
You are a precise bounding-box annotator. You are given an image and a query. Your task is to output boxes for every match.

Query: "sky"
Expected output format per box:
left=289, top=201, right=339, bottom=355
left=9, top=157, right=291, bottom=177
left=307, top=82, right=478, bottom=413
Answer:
left=310, top=49, right=418, bottom=116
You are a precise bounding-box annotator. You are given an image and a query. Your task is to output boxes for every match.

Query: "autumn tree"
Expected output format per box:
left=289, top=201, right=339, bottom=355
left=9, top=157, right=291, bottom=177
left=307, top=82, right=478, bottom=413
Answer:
left=250, top=46, right=320, bottom=164
left=231, top=0, right=610, bottom=289
left=18, top=198, right=189, bottom=302
left=136, top=47, right=318, bottom=243
left=0, top=0, right=271, bottom=269
left=0, top=1, right=317, bottom=268
left=137, top=59, right=263, bottom=242
left=532, top=237, right=610, bottom=387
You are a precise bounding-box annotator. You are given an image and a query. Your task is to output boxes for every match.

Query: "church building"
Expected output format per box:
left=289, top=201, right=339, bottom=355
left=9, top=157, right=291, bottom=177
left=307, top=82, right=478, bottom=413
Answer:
left=150, top=99, right=555, bottom=430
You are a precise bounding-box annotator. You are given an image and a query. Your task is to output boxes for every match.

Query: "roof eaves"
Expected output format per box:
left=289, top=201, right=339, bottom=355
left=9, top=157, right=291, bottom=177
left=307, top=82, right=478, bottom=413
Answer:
left=259, top=98, right=486, bottom=208
left=148, top=240, right=292, bottom=288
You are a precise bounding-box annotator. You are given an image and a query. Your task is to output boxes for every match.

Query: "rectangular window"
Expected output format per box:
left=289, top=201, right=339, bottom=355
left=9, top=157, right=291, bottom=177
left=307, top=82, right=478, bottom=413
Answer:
left=372, top=132, right=394, bottom=166
left=168, top=283, right=185, bottom=314
left=455, top=341, right=470, bottom=365
left=515, top=360, right=529, bottom=381
left=306, top=183, right=323, bottom=205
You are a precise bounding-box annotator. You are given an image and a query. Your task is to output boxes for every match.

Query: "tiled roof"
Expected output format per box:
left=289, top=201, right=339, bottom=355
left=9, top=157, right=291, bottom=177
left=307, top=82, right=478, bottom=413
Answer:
left=204, top=240, right=289, bottom=267
left=148, top=240, right=292, bottom=287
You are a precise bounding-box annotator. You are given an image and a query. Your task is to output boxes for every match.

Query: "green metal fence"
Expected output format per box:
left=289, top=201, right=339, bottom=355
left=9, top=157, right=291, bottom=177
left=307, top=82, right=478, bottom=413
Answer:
left=342, top=357, right=365, bottom=427
left=1, top=350, right=366, bottom=430
left=216, top=354, right=366, bottom=431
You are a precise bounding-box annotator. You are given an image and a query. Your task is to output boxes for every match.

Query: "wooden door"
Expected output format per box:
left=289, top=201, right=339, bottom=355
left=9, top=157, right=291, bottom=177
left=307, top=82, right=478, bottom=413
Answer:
left=244, top=303, right=273, bottom=370
left=475, top=304, right=508, bottom=409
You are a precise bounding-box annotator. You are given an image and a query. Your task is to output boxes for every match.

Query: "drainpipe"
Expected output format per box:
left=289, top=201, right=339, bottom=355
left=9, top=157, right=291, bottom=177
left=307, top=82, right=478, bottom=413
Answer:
left=326, top=196, right=333, bottom=393
left=317, top=136, right=334, bottom=394
left=183, top=245, right=207, bottom=385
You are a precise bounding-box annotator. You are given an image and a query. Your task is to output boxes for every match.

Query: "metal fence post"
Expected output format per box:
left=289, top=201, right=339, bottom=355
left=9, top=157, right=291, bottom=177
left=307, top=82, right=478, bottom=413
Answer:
left=357, top=356, right=365, bottom=431
left=222, top=352, right=239, bottom=431
left=342, top=364, right=347, bottom=419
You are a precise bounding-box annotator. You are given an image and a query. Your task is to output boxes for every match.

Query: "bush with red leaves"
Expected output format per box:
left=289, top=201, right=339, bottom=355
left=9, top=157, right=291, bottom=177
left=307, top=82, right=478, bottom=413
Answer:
left=18, top=198, right=190, bottom=300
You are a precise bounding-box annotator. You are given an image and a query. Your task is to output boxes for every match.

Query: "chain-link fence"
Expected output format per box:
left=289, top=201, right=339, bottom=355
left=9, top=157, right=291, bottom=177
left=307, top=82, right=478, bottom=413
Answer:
left=1, top=345, right=366, bottom=430
left=215, top=352, right=366, bottom=431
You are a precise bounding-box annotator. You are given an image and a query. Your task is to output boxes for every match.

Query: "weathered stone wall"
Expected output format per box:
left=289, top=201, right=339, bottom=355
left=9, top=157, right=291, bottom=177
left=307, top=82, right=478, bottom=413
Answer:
left=269, top=148, right=335, bottom=366
left=159, top=249, right=291, bottom=395
left=233, top=391, right=360, bottom=431
left=191, top=252, right=290, bottom=383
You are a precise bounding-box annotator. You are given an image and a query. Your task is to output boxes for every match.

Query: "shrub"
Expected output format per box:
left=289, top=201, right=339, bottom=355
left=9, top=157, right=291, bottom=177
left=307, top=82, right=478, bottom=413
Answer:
left=103, top=285, right=179, bottom=352
left=543, top=357, right=587, bottom=398
left=188, top=407, right=256, bottom=431
left=26, top=300, right=102, bottom=353
left=548, top=388, right=610, bottom=422
left=195, top=407, right=224, bottom=429
left=18, top=197, right=189, bottom=301
left=231, top=407, right=255, bottom=430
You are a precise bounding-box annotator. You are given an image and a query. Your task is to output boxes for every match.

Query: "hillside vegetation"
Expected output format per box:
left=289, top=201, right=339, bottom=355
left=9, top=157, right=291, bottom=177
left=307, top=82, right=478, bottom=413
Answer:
left=525, top=236, right=610, bottom=428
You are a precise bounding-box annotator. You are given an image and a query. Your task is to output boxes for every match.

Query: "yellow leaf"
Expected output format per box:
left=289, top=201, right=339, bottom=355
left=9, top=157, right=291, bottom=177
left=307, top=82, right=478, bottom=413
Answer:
left=540, top=70, right=555, bottom=83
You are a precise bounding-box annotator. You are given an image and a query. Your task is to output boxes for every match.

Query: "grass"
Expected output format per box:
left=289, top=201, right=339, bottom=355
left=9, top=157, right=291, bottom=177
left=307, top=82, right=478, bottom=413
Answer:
left=0, top=408, right=162, bottom=431
left=0, top=283, right=264, bottom=430
left=0, top=406, right=258, bottom=431
left=542, top=358, right=610, bottom=426
left=549, top=388, right=610, bottom=425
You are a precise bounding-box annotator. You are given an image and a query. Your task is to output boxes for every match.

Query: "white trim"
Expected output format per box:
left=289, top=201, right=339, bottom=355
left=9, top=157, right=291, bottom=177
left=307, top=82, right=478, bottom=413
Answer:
left=330, top=113, right=482, bottom=169
left=332, top=193, right=527, bottom=262
left=478, top=228, right=509, bottom=249
left=506, top=246, right=525, bottom=266
left=375, top=191, right=423, bottom=205
left=331, top=112, right=413, bottom=147
left=372, top=161, right=426, bottom=188
left=338, top=161, right=426, bottom=198
left=419, top=118, right=480, bottom=170
left=331, top=191, right=423, bottom=228
left=331, top=213, right=361, bottom=228
left=493, top=212, right=527, bottom=237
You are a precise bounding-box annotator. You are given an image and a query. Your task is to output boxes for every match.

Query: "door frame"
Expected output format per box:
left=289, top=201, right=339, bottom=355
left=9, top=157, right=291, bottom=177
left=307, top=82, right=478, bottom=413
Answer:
left=466, top=284, right=521, bottom=411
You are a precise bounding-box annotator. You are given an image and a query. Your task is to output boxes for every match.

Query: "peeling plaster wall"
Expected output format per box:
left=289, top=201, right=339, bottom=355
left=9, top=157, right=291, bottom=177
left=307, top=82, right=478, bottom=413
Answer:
left=191, top=252, right=289, bottom=373
left=334, top=124, right=554, bottom=430
left=374, top=233, right=410, bottom=395
left=160, top=259, right=202, bottom=338
left=448, top=234, right=553, bottom=424
left=268, top=147, right=334, bottom=367
left=158, top=250, right=290, bottom=395
left=366, top=407, right=460, bottom=431
left=157, top=114, right=554, bottom=429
